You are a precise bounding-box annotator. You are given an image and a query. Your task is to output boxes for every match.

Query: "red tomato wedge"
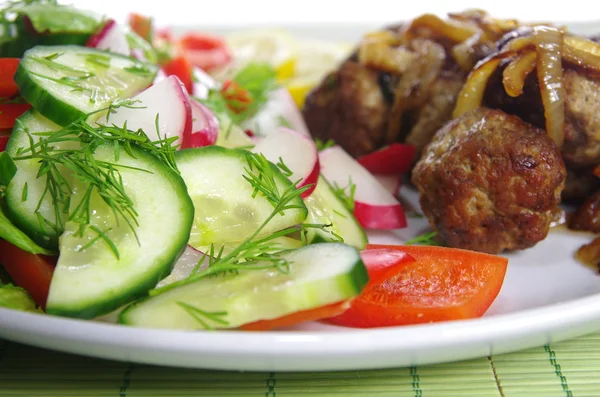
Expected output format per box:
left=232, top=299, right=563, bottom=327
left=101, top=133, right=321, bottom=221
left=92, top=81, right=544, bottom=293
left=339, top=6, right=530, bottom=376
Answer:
left=0, top=130, right=10, bottom=152
left=239, top=248, right=416, bottom=331
left=0, top=241, right=56, bottom=309
left=127, top=13, right=152, bottom=41
left=179, top=33, right=231, bottom=72
left=357, top=143, right=416, bottom=175
left=0, top=103, right=31, bottom=129
left=0, top=58, right=20, bottom=98
left=161, top=56, right=193, bottom=94
left=327, top=244, right=508, bottom=328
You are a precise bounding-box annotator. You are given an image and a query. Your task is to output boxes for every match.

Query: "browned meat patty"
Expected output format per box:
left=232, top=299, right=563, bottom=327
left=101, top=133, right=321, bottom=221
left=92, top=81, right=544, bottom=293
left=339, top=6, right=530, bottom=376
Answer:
left=570, top=190, right=600, bottom=232
left=303, top=61, right=389, bottom=158
left=563, top=167, right=600, bottom=201
left=484, top=66, right=600, bottom=170
left=412, top=107, right=566, bottom=254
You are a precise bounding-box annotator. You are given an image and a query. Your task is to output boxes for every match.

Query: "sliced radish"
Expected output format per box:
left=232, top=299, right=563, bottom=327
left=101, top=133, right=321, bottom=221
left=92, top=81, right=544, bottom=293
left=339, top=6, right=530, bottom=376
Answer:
left=188, top=99, right=219, bottom=148
left=357, top=143, right=416, bottom=175
left=373, top=174, right=401, bottom=199
left=192, top=66, right=216, bottom=100
left=86, top=20, right=130, bottom=56
left=152, top=68, right=167, bottom=85
left=105, top=75, right=192, bottom=148
left=242, top=87, right=310, bottom=137
left=251, top=127, right=319, bottom=198
left=319, top=146, right=407, bottom=230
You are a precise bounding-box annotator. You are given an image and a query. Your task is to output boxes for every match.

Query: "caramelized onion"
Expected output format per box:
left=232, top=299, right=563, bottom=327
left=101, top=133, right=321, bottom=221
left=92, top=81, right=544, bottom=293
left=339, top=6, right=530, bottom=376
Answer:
left=358, top=40, right=417, bottom=74
left=563, top=35, right=600, bottom=70
left=576, top=236, right=600, bottom=272
left=533, top=26, right=565, bottom=148
left=502, top=51, right=537, bottom=97
left=453, top=51, right=515, bottom=118
left=401, top=13, right=480, bottom=43
left=386, top=39, right=445, bottom=143
left=451, top=31, right=483, bottom=71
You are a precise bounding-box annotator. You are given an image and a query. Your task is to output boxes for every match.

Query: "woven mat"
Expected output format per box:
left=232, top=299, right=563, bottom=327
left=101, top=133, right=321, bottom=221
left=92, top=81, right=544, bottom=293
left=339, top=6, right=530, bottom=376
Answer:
left=2, top=333, right=600, bottom=397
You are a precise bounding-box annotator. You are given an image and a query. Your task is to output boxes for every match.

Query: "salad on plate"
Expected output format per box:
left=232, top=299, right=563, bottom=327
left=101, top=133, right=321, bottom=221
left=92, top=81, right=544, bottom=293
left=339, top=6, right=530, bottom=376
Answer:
left=9, top=0, right=578, bottom=332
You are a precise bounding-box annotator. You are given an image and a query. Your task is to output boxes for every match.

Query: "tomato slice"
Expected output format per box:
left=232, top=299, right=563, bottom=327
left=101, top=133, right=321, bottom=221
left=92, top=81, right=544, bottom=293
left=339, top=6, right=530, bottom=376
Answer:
left=128, top=13, right=153, bottom=41
left=0, top=103, right=31, bottom=129
left=161, top=56, right=193, bottom=94
left=238, top=249, right=415, bottom=331
left=357, top=143, right=416, bottom=175
left=0, top=130, right=10, bottom=152
left=0, top=58, right=20, bottom=98
left=0, top=240, right=56, bottom=309
left=179, top=33, right=231, bottom=72
left=221, top=80, right=253, bottom=114
left=327, top=244, right=508, bottom=328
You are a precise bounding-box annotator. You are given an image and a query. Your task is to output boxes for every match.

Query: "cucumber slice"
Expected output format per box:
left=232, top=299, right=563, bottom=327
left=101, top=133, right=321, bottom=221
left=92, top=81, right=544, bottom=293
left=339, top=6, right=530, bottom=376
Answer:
left=124, top=28, right=158, bottom=64
left=45, top=142, right=194, bottom=319
left=119, top=242, right=368, bottom=329
left=17, top=4, right=101, bottom=35
left=0, top=20, right=38, bottom=57
left=15, top=45, right=157, bottom=126
left=304, top=176, right=367, bottom=249
left=175, top=146, right=307, bottom=248
left=4, top=110, right=67, bottom=250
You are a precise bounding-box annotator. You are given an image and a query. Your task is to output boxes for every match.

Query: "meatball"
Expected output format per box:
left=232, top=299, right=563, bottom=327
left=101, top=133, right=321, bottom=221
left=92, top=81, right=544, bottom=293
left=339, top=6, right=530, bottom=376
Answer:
left=484, top=66, right=600, bottom=169
left=570, top=190, right=600, bottom=232
left=412, top=107, right=566, bottom=254
left=303, top=61, right=389, bottom=158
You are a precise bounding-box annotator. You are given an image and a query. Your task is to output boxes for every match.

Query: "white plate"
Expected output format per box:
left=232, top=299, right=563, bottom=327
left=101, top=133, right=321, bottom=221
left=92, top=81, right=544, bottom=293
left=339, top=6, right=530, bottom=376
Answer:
left=2, top=21, right=600, bottom=372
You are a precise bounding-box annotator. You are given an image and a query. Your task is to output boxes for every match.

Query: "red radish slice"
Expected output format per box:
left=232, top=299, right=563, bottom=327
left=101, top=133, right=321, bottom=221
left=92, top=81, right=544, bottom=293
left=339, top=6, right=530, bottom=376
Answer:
left=86, top=20, right=130, bottom=56
left=243, top=88, right=310, bottom=137
left=105, top=75, right=192, bottom=148
left=153, top=69, right=167, bottom=85
left=357, top=143, right=416, bottom=175
left=319, top=146, right=407, bottom=230
left=188, top=99, right=219, bottom=148
left=373, top=174, right=401, bottom=199
left=251, top=127, right=320, bottom=198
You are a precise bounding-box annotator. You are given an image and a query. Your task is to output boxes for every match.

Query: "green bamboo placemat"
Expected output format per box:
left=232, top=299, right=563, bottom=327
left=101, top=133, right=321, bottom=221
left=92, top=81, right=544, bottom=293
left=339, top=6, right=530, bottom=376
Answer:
left=2, top=333, right=600, bottom=396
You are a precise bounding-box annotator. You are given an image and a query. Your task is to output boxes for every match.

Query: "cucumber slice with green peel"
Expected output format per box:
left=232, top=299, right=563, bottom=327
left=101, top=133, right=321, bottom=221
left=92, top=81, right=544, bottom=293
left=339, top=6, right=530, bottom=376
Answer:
left=4, top=110, right=68, bottom=250
left=45, top=142, right=194, bottom=319
left=119, top=242, right=368, bottom=330
left=0, top=20, right=38, bottom=57
left=17, top=4, right=102, bottom=35
left=304, top=176, right=367, bottom=250
left=15, top=45, right=157, bottom=126
left=175, top=146, right=307, bottom=248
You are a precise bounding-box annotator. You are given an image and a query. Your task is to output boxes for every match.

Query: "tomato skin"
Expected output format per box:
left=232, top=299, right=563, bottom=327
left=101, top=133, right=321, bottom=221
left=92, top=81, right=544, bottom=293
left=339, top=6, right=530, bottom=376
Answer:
left=128, top=13, right=153, bottom=42
left=0, top=58, right=20, bottom=98
left=0, top=103, right=31, bottom=129
left=178, top=33, right=231, bottom=72
left=0, top=241, right=56, bottom=309
left=238, top=249, right=415, bottom=331
left=327, top=244, right=508, bottom=328
left=161, top=56, right=193, bottom=94
left=357, top=143, right=416, bottom=175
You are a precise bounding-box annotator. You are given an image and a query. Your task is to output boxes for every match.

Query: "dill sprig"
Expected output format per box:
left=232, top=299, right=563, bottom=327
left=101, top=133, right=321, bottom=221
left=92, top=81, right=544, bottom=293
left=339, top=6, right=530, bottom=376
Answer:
left=315, top=138, right=336, bottom=152
left=405, top=231, right=441, bottom=246
left=12, top=100, right=179, bottom=256
left=331, top=177, right=356, bottom=212
left=151, top=152, right=311, bottom=297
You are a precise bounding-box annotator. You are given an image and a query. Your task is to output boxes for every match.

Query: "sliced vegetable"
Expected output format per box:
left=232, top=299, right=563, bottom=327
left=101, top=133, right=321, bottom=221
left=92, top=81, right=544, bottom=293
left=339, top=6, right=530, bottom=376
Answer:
left=327, top=244, right=508, bottom=328
left=0, top=58, right=20, bottom=97
left=0, top=283, right=42, bottom=312
left=320, top=146, right=407, bottom=230
left=188, top=99, right=219, bottom=147
left=0, top=130, right=9, bottom=152
left=104, top=75, right=192, bottom=148
left=45, top=142, right=194, bottom=319
left=86, top=19, right=130, bottom=56
left=161, top=55, right=193, bottom=94
left=127, top=13, right=153, bottom=42
left=251, top=127, right=320, bottom=198
left=120, top=243, right=368, bottom=330
left=303, top=176, right=367, bottom=249
left=240, top=301, right=350, bottom=331
left=0, top=103, right=31, bottom=129
left=4, top=110, right=66, bottom=249
left=0, top=240, right=55, bottom=309
left=179, top=33, right=231, bottom=72
left=357, top=143, right=416, bottom=175
left=174, top=146, right=307, bottom=248
left=15, top=45, right=157, bottom=126
left=0, top=204, right=55, bottom=256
